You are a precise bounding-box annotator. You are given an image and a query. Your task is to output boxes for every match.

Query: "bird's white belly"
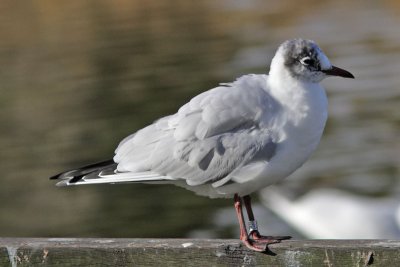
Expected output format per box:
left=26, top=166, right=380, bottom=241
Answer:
left=268, top=122, right=325, bottom=180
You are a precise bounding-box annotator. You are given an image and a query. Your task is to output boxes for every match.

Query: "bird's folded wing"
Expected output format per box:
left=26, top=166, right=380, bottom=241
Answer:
left=112, top=74, right=279, bottom=187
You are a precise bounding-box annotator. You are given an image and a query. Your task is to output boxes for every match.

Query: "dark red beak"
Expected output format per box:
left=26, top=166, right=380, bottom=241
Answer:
left=322, top=65, right=354, bottom=79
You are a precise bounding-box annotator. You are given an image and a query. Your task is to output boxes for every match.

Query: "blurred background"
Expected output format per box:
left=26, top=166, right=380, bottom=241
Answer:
left=0, top=0, right=399, bottom=239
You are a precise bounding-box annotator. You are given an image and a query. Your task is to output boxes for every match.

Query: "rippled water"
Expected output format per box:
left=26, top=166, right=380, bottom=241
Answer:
left=0, top=1, right=398, bottom=238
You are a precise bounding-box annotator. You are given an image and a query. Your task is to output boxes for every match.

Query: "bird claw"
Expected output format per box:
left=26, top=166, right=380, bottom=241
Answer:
left=242, top=230, right=291, bottom=251
left=241, top=238, right=268, bottom=252
left=249, top=230, right=292, bottom=243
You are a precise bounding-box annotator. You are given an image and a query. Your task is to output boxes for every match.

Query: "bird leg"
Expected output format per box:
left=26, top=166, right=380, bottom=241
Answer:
left=234, top=194, right=266, bottom=251
left=234, top=194, right=291, bottom=252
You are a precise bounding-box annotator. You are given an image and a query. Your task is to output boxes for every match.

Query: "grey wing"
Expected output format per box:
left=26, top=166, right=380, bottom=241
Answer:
left=114, top=74, right=279, bottom=187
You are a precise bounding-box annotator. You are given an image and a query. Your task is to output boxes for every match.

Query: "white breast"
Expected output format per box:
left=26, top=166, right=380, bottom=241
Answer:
left=265, top=78, right=328, bottom=181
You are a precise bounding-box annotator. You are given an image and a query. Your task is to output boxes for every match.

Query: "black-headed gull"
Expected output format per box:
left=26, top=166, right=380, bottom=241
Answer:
left=51, top=39, right=354, bottom=252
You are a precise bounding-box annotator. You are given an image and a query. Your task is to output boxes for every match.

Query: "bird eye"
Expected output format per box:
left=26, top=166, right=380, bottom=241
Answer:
left=300, top=57, right=314, bottom=66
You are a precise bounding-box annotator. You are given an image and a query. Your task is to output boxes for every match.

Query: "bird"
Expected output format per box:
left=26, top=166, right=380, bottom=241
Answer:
left=50, top=39, right=354, bottom=252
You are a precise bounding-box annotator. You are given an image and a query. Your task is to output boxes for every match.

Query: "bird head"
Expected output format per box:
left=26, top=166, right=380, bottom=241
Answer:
left=272, top=39, right=354, bottom=83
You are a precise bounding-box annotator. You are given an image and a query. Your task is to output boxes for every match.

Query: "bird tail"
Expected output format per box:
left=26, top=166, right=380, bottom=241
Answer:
left=50, top=159, right=174, bottom=187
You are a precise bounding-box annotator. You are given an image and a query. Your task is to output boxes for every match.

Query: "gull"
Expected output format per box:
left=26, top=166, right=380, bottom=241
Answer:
left=51, top=39, right=354, bottom=252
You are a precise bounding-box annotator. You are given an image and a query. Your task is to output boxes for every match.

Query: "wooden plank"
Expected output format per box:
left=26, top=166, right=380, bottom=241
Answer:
left=0, top=238, right=399, bottom=266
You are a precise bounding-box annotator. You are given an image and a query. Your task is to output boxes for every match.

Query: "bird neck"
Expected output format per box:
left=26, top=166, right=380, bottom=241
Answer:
left=268, top=55, right=327, bottom=116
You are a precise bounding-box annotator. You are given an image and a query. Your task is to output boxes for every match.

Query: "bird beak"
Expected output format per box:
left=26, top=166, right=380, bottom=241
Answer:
left=322, top=66, right=354, bottom=79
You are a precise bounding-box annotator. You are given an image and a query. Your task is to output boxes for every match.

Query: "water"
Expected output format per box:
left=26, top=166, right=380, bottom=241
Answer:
left=0, top=1, right=398, bottom=238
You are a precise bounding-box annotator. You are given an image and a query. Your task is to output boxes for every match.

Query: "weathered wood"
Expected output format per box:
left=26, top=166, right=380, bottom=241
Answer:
left=0, top=238, right=399, bottom=266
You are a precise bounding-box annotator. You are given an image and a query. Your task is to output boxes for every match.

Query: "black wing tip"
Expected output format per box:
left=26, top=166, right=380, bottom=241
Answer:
left=49, top=173, right=62, bottom=180
left=68, top=174, right=85, bottom=184
left=49, top=159, right=116, bottom=181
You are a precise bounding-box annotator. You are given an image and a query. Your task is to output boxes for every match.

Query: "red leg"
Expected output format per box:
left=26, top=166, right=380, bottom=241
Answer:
left=243, top=195, right=291, bottom=244
left=234, top=194, right=267, bottom=252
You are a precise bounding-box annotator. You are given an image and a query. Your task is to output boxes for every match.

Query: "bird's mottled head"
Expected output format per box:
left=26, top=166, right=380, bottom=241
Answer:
left=276, top=39, right=354, bottom=83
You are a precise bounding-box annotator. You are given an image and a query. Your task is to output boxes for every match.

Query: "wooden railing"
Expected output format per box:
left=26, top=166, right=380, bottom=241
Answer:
left=0, top=238, right=397, bottom=266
